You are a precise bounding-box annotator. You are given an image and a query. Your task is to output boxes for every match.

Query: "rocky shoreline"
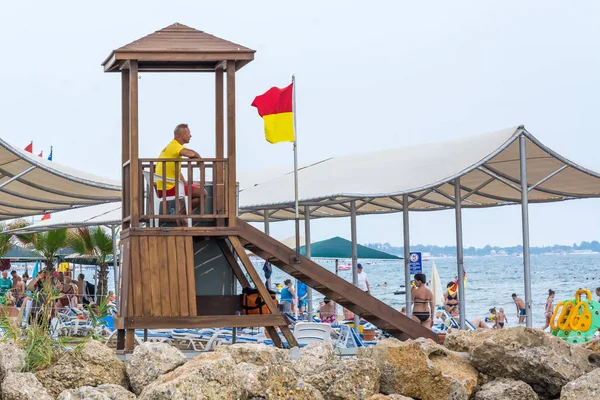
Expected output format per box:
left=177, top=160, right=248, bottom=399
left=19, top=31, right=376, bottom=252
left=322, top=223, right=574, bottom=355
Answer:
left=0, top=327, right=598, bottom=399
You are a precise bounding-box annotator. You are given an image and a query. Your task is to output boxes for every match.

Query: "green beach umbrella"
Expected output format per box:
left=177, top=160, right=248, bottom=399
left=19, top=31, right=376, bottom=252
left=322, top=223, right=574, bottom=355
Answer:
left=297, top=236, right=401, bottom=259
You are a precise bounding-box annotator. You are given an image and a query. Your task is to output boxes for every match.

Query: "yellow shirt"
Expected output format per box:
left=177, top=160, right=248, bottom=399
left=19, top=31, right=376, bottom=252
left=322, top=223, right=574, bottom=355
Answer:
left=155, top=139, right=185, bottom=190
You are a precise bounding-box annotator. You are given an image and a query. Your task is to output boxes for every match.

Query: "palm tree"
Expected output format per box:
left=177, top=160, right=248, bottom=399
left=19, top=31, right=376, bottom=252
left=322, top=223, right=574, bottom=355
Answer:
left=16, top=229, right=69, bottom=272
left=68, top=227, right=113, bottom=298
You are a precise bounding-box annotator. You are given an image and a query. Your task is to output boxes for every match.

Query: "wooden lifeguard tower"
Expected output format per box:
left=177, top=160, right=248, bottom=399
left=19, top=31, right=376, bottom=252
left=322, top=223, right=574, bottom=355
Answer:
left=103, top=23, right=437, bottom=352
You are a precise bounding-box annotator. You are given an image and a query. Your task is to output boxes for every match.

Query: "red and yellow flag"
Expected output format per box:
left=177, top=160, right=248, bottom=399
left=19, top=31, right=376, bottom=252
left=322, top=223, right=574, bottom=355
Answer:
left=41, top=213, right=51, bottom=221
left=447, top=271, right=467, bottom=295
left=251, top=83, right=294, bottom=144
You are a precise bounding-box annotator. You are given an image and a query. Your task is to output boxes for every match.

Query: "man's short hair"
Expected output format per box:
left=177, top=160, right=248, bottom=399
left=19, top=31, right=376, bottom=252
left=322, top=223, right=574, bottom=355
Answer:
left=357, top=263, right=363, bottom=269
left=10, top=270, right=16, bottom=275
left=174, top=123, right=189, bottom=136
left=512, top=293, right=517, bottom=297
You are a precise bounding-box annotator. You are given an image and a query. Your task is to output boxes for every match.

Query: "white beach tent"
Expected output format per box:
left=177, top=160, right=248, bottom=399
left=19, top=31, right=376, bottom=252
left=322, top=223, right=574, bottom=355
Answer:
left=237, top=125, right=600, bottom=329
left=0, top=138, right=120, bottom=221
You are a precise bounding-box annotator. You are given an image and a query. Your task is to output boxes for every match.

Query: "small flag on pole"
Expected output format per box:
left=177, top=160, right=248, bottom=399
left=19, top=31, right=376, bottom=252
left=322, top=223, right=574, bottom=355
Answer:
left=24, top=142, right=33, bottom=153
left=38, top=151, right=43, bottom=158
left=48, top=146, right=53, bottom=161
left=251, top=83, right=295, bottom=144
left=41, top=213, right=51, bottom=221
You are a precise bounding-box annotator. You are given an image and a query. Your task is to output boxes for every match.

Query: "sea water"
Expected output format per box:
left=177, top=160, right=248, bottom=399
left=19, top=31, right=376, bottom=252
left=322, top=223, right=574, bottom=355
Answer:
left=265, top=253, right=600, bottom=328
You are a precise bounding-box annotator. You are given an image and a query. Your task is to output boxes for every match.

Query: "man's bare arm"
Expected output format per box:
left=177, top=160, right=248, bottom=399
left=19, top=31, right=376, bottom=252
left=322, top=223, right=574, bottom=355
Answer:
left=180, top=148, right=201, bottom=158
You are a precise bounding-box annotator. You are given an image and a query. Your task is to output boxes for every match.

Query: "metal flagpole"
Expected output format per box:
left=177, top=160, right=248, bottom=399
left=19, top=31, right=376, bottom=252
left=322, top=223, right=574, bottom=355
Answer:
left=403, top=194, right=412, bottom=317
left=292, top=75, right=300, bottom=262
left=454, top=179, right=466, bottom=329
left=519, top=133, right=533, bottom=328
left=264, top=211, right=271, bottom=289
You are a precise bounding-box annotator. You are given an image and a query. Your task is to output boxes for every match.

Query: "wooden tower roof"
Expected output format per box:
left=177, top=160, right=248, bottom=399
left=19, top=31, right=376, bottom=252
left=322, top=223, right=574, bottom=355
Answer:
left=102, top=23, right=255, bottom=72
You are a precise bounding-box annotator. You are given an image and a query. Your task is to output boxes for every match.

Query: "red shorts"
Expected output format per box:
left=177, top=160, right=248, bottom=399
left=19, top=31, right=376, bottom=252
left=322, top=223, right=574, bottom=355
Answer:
left=156, top=183, right=200, bottom=198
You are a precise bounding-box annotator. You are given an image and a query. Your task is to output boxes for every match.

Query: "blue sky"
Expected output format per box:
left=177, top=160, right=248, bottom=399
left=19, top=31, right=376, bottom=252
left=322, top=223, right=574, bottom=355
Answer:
left=1, top=1, right=599, bottom=247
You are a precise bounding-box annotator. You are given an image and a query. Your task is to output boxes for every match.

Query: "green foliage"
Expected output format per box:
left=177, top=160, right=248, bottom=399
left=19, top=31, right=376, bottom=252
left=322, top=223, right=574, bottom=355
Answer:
left=16, top=229, right=69, bottom=271
left=68, top=227, right=114, bottom=298
left=0, top=279, right=63, bottom=371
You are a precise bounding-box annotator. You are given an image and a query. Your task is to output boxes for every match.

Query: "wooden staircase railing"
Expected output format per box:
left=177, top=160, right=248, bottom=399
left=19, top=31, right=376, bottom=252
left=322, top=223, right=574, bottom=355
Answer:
left=236, top=219, right=439, bottom=342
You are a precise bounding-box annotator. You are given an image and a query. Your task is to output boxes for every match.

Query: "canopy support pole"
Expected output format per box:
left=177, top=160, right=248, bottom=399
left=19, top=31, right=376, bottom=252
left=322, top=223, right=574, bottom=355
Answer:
left=264, top=211, right=270, bottom=289
left=304, top=205, right=313, bottom=321
left=454, top=179, right=466, bottom=329
left=111, top=225, right=119, bottom=306
left=403, top=194, right=411, bottom=317
left=351, top=200, right=360, bottom=333
left=520, top=134, right=533, bottom=328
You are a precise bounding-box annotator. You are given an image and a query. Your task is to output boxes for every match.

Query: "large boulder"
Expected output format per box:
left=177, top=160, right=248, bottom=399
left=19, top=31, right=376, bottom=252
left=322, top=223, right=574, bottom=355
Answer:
left=474, top=378, right=538, bottom=400
left=138, top=351, right=251, bottom=399
left=292, top=342, right=335, bottom=375
left=215, top=343, right=288, bottom=367
left=446, top=327, right=600, bottom=399
left=35, top=339, right=128, bottom=397
left=0, top=371, right=53, bottom=400
left=139, top=350, right=323, bottom=400
left=306, top=358, right=380, bottom=400
left=58, top=384, right=136, bottom=400
left=127, top=341, right=187, bottom=395
left=560, top=368, right=600, bottom=399
left=0, top=342, right=26, bottom=381
left=360, top=338, right=478, bottom=400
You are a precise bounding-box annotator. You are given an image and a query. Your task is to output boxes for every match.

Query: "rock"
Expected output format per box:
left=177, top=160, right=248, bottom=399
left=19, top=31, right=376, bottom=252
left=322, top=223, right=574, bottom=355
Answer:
left=361, top=338, right=478, bottom=400
left=560, top=368, right=600, bottom=399
left=58, top=384, right=136, bottom=400
left=306, top=358, right=380, bottom=400
left=474, top=378, right=538, bottom=400
left=138, top=351, right=248, bottom=399
left=1, top=371, right=53, bottom=400
left=446, top=327, right=599, bottom=399
left=369, top=395, right=414, bottom=400
left=127, top=341, right=187, bottom=395
left=139, top=350, right=323, bottom=400
left=583, top=337, right=600, bottom=352
left=292, top=342, right=335, bottom=375
left=0, top=342, right=26, bottom=381
left=35, top=339, right=128, bottom=397
left=215, top=343, right=288, bottom=367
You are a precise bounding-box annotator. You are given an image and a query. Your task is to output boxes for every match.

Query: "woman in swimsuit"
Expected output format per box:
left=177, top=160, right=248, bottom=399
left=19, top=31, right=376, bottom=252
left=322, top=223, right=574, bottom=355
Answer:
left=444, top=282, right=459, bottom=316
left=411, top=273, right=434, bottom=328
left=541, top=289, right=555, bottom=330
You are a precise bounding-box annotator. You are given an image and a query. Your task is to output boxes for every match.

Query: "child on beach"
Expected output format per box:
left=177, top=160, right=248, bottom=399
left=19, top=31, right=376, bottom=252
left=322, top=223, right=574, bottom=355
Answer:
left=495, top=308, right=507, bottom=329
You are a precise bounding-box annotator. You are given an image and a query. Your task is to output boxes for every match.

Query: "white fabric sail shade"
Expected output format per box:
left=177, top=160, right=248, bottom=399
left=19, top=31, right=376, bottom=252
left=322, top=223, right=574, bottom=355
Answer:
left=238, top=126, right=600, bottom=221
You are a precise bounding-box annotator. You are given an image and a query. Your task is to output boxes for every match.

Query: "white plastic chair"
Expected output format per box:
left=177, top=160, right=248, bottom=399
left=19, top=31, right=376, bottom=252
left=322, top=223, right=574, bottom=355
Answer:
left=292, top=322, right=332, bottom=345
left=142, top=170, right=190, bottom=227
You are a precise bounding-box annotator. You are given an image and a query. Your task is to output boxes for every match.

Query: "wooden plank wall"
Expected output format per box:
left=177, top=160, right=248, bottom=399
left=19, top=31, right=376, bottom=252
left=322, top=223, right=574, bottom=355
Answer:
left=120, top=235, right=197, bottom=318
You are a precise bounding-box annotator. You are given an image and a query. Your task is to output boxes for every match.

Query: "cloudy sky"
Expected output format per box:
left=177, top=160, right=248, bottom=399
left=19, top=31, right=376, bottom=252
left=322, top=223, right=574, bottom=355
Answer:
left=1, top=1, right=599, bottom=247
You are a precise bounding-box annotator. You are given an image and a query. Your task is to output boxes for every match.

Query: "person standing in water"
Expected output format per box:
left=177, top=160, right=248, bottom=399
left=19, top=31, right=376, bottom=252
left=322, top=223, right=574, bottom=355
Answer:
left=411, top=273, right=434, bottom=328
left=496, top=308, right=507, bottom=328
left=512, top=293, right=526, bottom=324
left=541, top=289, right=555, bottom=330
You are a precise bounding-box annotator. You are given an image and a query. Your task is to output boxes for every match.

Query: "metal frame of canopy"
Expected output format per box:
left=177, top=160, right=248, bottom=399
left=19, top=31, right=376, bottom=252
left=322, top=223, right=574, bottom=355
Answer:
left=246, top=127, right=600, bottom=329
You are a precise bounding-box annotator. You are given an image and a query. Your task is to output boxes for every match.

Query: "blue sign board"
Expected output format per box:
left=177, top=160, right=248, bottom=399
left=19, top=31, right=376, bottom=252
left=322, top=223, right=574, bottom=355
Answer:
left=409, top=251, right=422, bottom=274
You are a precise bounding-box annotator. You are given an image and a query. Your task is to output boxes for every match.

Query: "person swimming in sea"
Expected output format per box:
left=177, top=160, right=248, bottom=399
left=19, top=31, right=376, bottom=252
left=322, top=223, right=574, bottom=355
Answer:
left=411, top=273, right=434, bottom=328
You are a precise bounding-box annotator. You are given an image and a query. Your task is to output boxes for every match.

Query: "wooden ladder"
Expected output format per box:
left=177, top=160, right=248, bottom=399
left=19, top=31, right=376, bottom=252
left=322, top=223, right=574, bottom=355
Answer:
left=236, top=219, right=439, bottom=342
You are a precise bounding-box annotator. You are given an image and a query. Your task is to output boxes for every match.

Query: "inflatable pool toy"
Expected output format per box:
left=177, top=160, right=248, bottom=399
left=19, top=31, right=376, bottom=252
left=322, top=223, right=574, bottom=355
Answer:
left=550, top=289, right=600, bottom=344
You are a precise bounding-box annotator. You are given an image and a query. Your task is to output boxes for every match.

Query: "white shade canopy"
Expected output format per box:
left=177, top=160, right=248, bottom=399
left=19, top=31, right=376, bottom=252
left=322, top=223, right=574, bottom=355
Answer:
left=5, top=202, right=121, bottom=234
left=0, top=138, right=121, bottom=221
left=238, top=126, right=600, bottom=221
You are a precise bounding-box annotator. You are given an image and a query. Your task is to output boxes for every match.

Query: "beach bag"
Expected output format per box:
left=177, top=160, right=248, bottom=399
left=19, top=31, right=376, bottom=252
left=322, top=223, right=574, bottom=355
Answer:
left=242, top=287, right=277, bottom=315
